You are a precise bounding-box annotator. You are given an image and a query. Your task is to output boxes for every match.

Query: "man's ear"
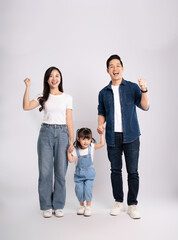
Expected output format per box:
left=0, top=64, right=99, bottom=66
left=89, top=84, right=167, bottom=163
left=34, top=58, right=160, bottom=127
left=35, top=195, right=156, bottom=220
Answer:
left=77, top=137, right=79, bottom=141
left=107, top=68, right=109, bottom=73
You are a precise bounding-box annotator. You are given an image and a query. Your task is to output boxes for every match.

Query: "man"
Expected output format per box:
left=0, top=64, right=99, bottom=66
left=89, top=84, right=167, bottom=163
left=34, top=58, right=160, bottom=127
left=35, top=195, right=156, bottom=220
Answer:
left=97, top=55, right=149, bottom=219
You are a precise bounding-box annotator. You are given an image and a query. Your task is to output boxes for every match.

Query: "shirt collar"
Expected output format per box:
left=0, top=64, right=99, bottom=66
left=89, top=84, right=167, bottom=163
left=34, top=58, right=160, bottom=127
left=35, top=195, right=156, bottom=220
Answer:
left=107, top=78, right=126, bottom=89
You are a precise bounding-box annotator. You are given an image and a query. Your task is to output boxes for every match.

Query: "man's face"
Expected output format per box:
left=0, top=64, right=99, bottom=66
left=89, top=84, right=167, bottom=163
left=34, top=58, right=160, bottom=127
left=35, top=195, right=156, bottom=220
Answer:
left=107, top=59, right=124, bottom=81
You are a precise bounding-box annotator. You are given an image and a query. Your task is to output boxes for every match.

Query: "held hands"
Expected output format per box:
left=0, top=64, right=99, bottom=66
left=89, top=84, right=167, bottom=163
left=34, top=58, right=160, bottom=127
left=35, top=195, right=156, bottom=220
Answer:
left=97, top=124, right=105, bottom=135
left=68, top=142, right=74, bottom=153
left=95, top=125, right=105, bottom=149
left=138, top=79, right=147, bottom=91
left=24, top=78, right=31, bottom=87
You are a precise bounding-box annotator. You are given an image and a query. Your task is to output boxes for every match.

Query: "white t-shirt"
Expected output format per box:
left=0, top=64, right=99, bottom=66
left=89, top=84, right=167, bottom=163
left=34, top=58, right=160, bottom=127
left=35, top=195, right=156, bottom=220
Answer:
left=111, top=85, right=123, bottom=132
left=71, top=143, right=95, bottom=166
left=34, top=93, right=72, bottom=124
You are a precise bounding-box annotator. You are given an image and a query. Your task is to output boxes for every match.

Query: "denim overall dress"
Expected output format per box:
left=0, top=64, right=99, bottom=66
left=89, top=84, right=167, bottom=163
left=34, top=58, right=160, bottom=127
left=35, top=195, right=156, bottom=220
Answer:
left=74, top=145, right=96, bottom=202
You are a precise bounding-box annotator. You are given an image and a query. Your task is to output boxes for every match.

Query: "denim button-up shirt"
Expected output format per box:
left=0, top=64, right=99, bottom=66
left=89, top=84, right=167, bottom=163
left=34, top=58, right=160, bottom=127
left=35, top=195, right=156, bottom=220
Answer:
left=98, top=79, right=148, bottom=146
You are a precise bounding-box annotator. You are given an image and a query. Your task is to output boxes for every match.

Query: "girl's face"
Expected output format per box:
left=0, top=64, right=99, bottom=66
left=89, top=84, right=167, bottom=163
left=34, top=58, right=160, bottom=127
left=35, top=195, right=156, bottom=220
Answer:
left=48, top=69, right=61, bottom=89
left=77, top=137, right=92, bottom=149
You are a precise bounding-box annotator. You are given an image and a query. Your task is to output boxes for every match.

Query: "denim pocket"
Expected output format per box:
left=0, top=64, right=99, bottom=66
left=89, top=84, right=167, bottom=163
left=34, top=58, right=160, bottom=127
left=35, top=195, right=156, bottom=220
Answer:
left=125, top=92, right=134, bottom=105
left=103, top=94, right=113, bottom=110
left=62, top=126, right=69, bottom=136
left=40, top=125, right=48, bottom=133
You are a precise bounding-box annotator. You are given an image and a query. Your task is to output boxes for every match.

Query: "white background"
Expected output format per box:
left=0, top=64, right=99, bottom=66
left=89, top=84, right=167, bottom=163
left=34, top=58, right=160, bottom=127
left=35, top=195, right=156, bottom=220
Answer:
left=1, top=0, right=178, bottom=239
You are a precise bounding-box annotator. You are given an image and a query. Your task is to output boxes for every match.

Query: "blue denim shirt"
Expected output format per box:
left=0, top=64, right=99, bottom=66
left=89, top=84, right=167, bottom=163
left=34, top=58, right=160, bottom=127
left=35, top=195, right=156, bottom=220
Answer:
left=98, top=79, right=148, bottom=146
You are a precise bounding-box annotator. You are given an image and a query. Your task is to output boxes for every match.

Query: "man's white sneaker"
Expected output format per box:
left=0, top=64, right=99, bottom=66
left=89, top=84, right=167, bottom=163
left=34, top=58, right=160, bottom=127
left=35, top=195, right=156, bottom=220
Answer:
left=77, top=206, right=85, bottom=215
left=43, top=209, right=52, bottom=218
left=127, top=205, right=141, bottom=219
left=84, top=206, right=92, bottom=217
left=55, top=209, right=64, bottom=217
left=110, top=202, right=125, bottom=216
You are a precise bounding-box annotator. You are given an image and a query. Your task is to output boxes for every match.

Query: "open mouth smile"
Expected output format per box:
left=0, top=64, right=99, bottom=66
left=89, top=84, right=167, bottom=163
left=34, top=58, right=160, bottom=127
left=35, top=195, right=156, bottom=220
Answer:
left=113, top=72, right=119, bottom=75
left=51, top=82, right=58, bottom=85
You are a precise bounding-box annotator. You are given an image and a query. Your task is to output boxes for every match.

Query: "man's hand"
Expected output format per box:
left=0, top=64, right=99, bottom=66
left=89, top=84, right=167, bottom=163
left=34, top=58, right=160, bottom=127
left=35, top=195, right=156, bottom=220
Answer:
left=138, top=79, right=147, bottom=91
left=97, top=124, right=105, bottom=134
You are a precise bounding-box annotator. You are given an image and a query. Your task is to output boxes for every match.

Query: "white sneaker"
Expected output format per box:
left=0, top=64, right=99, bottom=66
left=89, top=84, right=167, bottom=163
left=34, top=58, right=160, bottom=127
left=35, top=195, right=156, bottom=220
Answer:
left=127, top=205, right=141, bottom=219
left=43, top=209, right=52, bottom=218
left=84, top=206, right=92, bottom=217
left=55, top=209, right=64, bottom=217
left=77, top=206, right=85, bottom=215
left=110, top=202, right=125, bottom=216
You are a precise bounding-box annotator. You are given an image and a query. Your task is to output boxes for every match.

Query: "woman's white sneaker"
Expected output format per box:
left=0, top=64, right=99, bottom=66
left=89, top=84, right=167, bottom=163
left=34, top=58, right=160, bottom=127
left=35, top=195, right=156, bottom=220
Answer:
left=110, top=202, right=125, bottom=216
left=43, top=209, right=52, bottom=218
left=127, top=205, right=141, bottom=219
left=55, top=209, right=64, bottom=217
left=77, top=206, right=85, bottom=215
left=84, top=206, right=92, bottom=217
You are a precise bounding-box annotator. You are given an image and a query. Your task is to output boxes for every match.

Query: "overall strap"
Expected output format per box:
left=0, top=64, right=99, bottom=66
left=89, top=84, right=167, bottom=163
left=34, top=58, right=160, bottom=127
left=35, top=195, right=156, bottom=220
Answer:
left=76, top=147, right=80, bottom=157
left=88, top=145, right=91, bottom=155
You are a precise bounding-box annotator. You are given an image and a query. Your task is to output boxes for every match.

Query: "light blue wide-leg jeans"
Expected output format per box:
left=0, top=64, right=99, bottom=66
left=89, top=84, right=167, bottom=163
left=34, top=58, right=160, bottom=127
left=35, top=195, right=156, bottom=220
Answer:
left=37, top=124, right=69, bottom=210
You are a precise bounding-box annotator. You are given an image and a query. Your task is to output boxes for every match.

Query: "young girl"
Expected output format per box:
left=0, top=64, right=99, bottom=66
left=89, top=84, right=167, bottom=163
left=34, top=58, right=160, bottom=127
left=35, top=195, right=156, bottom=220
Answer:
left=68, top=128, right=105, bottom=217
left=23, top=67, right=74, bottom=218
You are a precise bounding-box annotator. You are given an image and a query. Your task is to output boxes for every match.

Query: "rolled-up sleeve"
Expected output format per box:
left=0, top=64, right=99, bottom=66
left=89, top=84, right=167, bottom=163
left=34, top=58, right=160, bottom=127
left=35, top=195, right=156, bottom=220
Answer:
left=98, top=91, right=105, bottom=116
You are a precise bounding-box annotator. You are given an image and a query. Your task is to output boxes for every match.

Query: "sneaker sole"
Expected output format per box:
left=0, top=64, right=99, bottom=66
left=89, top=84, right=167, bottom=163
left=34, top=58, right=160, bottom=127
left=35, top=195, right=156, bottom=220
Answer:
left=43, top=215, right=52, bottom=218
left=127, top=213, right=141, bottom=219
left=110, top=210, right=125, bottom=216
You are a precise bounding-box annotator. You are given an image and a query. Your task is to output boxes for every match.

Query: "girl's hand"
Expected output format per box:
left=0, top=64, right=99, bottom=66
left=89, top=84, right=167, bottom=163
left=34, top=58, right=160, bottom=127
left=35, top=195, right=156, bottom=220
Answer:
left=68, top=143, right=74, bottom=153
left=24, top=78, right=31, bottom=87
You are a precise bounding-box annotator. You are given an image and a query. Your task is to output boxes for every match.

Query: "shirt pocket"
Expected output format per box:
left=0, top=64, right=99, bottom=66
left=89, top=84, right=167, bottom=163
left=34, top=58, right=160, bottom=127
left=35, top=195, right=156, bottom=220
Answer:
left=103, top=95, right=113, bottom=111
left=125, top=92, right=134, bottom=105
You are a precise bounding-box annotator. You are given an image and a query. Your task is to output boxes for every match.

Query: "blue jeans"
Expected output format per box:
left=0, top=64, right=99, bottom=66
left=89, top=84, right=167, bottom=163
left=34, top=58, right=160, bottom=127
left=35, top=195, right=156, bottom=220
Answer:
left=37, top=124, right=69, bottom=210
left=107, top=133, right=140, bottom=205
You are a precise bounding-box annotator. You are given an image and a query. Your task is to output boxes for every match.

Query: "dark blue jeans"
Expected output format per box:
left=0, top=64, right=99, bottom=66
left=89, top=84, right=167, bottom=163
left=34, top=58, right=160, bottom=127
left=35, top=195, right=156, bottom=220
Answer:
left=107, top=133, right=140, bottom=205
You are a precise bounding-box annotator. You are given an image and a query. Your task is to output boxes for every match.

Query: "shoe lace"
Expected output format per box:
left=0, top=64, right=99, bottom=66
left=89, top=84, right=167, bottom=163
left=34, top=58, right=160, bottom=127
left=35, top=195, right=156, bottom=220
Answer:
left=46, top=209, right=51, bottom=213
left=129, top=205, right=137, bottom=211
left=114, top=202, right=122, bottom=208
left=56, top=209, right=62, bottom=213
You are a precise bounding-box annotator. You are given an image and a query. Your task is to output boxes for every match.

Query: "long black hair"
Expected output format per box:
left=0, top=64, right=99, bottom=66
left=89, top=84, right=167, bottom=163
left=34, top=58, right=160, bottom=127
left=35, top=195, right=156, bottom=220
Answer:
left=38, top=66, right=63, bottom=112
left=74, top=128, right=96, bottom=149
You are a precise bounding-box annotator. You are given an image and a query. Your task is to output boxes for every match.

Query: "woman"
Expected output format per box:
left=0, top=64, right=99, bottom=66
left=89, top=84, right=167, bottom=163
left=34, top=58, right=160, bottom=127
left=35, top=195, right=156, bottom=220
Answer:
left=23, top=66, right=74, bottom=218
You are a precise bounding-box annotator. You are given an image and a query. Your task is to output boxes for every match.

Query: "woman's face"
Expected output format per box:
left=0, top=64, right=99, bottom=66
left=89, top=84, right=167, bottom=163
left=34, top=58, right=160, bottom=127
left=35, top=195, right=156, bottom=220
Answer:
left=48, top=69, right=61, bottom=89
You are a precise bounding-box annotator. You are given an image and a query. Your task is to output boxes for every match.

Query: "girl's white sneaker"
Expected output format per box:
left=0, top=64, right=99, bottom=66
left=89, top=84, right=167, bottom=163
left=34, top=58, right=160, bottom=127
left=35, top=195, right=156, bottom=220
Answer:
left=84, top=206, right=92, bottom=217
left=55, top=209, right=64, bottom=217
left=43, top=209, right=52, bottom=218
left=77, top=206, right=85, bottom=215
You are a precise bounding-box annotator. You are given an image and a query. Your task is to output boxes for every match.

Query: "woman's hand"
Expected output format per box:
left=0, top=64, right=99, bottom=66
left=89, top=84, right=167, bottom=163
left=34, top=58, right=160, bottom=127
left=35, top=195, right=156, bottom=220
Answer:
left=23, top=78, right=39, bottom=110
left=68, top=142, right=74, bottom=153
left=24, top=78, right=31, bottom=87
